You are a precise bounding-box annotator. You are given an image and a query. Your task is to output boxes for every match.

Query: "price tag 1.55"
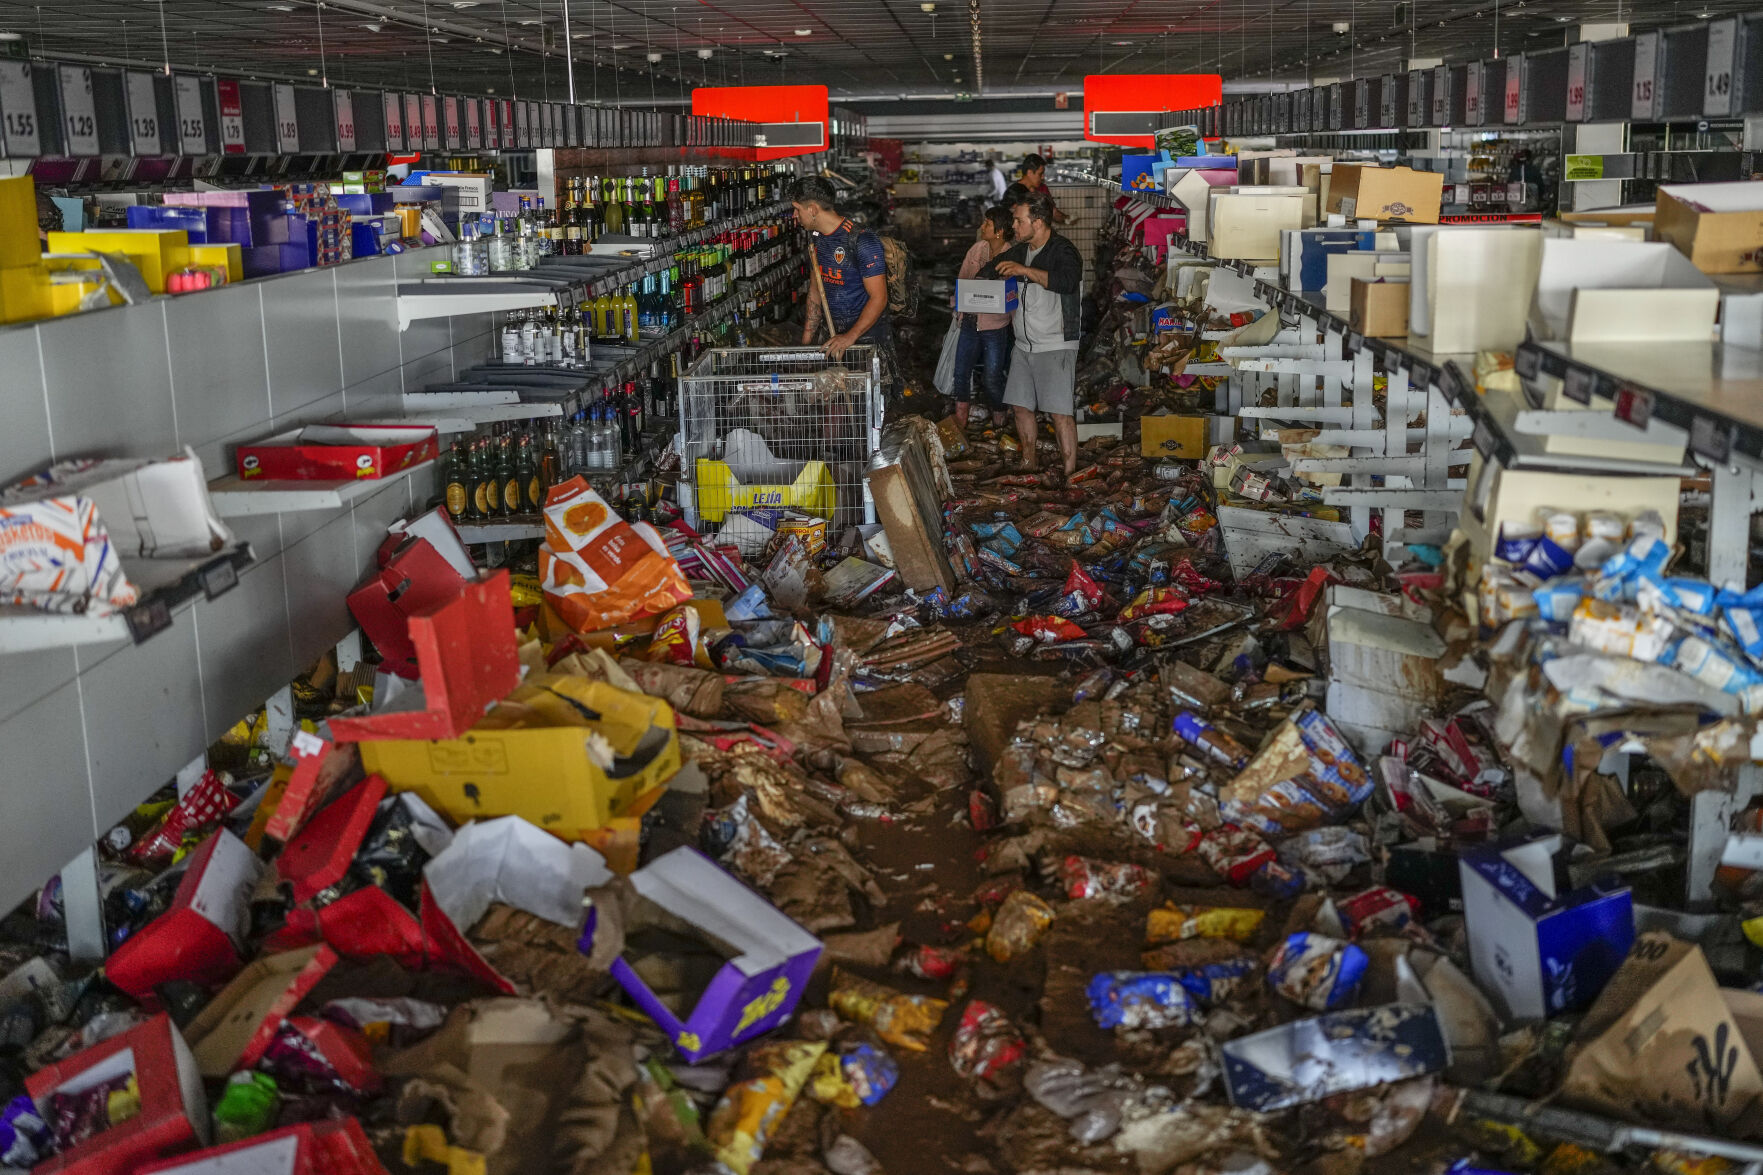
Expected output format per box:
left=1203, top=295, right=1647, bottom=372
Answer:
left=0, top=61, right=40, bottom=157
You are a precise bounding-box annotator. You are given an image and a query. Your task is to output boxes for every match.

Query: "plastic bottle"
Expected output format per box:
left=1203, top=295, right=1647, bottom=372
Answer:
left=501, top=311, right=523, bottom=364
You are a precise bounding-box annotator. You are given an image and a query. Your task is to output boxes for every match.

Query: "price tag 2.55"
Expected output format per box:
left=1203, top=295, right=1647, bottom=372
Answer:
left=174, top=75, right=207, bottom=154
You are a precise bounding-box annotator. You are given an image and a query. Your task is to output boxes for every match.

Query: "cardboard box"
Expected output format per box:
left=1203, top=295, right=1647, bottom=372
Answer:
left=1530, top=238, right=1719, bottom=344
left=182, top=946, right=339, bottom=1079
left=1327, top=165, right=1443, bottom=224
left=236, top=425, right=438, bottom=482
left=26, top=1014, right=210, bottom=1175
left=1140, top=413, right=1209, bottom=458
left=1561, top=932, right=1763, bottom=1135
left=1655, top=181, right=1763, bottom=274
left=332, top=569, right=520, bottom=741
left=1316, top=585, right=1443, bottom=754
left=1208, top=193, right=1308, bottom=261
left=1410, top=226, right=1544, bottom=353
left=134, top=1119, right=387, bottom=1175
left=105, top=831, right=263, bottom=1002
left=693, top=430, right=835, bottom=524
left=0, top=449, right=234, bottom=616
left=359, top=676, right=681, bottom=838
left=1168, top=168, right=1237, bottom=242
left=599, top=846, right=821, bottom=1061
left=867, top=421, right=957, bottom=595
left=1221, top=1003, right=1448, bottom=1111
left=1459, top=833, right=1633, bottom=1022
left=955, top=277, right=1019, bottom=316
left=1349, top=277, right=1410, bottom=338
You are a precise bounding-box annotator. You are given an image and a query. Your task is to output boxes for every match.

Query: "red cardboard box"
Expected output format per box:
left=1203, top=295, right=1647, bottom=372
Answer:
left=104, top=831, right=262, bottom=1003
left=26, top=1014, right=209, bottom=1175
left=344, top=537, right=470, bottom=680
left=134, top=1119, right=387, bottom=1175
left=331, top=569, right=519, bottom=739
left=281, top=1016, right=380, bottom=1094
left=236, top=425, right=438, bottom=482
left=182, top=945, right=339, bottom=1079
left=264, top=731, right=360, bottom=844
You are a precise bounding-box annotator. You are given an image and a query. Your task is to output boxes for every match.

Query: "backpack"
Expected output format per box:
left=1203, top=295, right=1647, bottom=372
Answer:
left=877, top=235, right=917, bottom=317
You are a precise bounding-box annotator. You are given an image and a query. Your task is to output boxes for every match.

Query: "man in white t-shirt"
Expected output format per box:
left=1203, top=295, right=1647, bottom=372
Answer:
left=993, top=191, right=1083, bottom=474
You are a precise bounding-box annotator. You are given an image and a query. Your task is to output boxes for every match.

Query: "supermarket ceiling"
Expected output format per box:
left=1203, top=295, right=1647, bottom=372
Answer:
left=2, top=0, right=1747, bottom=102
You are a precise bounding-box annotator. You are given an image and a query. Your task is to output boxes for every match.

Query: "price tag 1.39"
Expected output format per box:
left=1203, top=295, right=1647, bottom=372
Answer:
left=57, top=65, right=98, bottom=155
left=125, top=71, right=160, bottom=155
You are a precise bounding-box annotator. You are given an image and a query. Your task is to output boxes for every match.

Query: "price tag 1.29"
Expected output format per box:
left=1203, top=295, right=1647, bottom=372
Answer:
left=174, top=75, right=207, bottom=154
left=1705, top=17, right=1738, bottom=117
left=0, top=61, right=40, bottom=157
left=273, top=83, right=300, bottom=153
left=125, top=71, right=160, bottom=155
left=1504, top=54, right=1523, bottom=124
left=333, top=89, right=356, bottom=151
left=58, top=65, right=98, bottom=155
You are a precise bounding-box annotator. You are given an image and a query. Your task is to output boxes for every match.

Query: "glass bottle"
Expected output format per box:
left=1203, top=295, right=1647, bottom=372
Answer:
left=443, top=439, right=468, bottom=519
left=497, top=433, right=520, bottom=515
left=518, top=432, right=541, bottom=512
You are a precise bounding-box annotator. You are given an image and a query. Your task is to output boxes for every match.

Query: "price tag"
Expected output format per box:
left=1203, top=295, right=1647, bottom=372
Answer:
left=0, top=62, right=40, bottom=157
left=125, top=599, right=172, bottom=644
left=1407, top=70, right=1424, bottom=125
left=1562, top=365, right=1593, bottom=404
left=1504, top=54, right=1523, bottom=124
left=1440, top=364, right=1465, bottom=401
left=1565, top=43, right=1588, bottom=121
left=465, top=97, right=481, bottom=148
left=125, top=71, right=160, bottom=155
left=420, top=94, right=440, bottom=149
left=1632, top=31, right=1659, bottom=120
left=1514, top=344, right=1540, bottom=380
left=1380, top=74, right=1395, bottom=126
left=1472, top=419, right=1495, bottom=458
left=333, top=89, right=355, bottom=151
left=273, top=83, right=299, bottom=153
left=1346, top=330, right=1365, bottom=354
left=1705, top=17, right=1738, bottom=117
left=209, top=77, right=241, bottom=154
left=1463, top=62, right=1482, bottom=125
left=1329, top=83, right=1343, bottom=128
left=57, top=65, right=98, bottom=155
left=382, top=92, right=404, bottom=150
left=527, top=100, right=540, bottom=145
left=200, top=558, right=238, bottom=600
left=1410, top=360, right=1435, bottom=390
left=174, top=75, right=207, bottom=154
left=1355, top=82, right=1369, bottom=128
left=1690, top=415, right=1733, bottom=464
left=1431, top=64, right=1449, bottom=125
left=404, top=94, right=423, bottom=150
left=1614, top=385, right=1654, bottom=428
left=443, top=96, right=460, bottom=148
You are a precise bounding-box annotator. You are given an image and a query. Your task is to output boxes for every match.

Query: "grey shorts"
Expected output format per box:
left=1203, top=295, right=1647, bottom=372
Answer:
left=1003, top=346, right=1077, bottom=416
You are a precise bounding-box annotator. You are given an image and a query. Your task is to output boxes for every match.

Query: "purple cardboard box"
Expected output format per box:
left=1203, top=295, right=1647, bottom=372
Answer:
left=592, top=846, right=821, bottom=1062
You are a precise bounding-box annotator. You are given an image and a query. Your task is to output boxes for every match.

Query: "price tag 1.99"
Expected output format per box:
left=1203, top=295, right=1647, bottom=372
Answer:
left=333, top=89, right=355, bottom=151
left=174, top=75, right=207, bottom=154
left=419, top=94, right=440, bottom=150
left=57, top=65, right=98, bottom=155
left=443, top=96, right=460, bottom=149
left=1565, top=43, right=1588, bottom=121
left=382, top=92, right=404, bottom=150
left=273, top=83, right=300, bottom=153
left=464, top=97, right=482, bottom=149
left=0, top=61, right=40, bottom=157
left=125, top=71, right=160, bottom=155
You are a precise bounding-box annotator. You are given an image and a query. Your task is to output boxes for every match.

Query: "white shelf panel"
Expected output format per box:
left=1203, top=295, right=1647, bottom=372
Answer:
left=207, top=460, right=435, bottom=517
left=391, top=403, right=568, bottom=434
left=397, top=285, right=559, bottom=330
left=454, top=517, right=547, bottom=543
left=0, top=607, right=129, bottom=653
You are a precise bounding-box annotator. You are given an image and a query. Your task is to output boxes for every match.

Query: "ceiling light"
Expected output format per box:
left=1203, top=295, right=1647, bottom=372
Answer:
left=306, top=67, right=318, bottom=74
left=942, top=52, right=953, bottom=59
left=360, top=23, right=381, bottom=32
left=518, top=19, right=539, bottom=25
left=0, top=31, right=23, bottom=38
left=1112, top=39, right=1132, bottom=44
left=647, top=51, right=661, bottom=61
left=611, top=41, right=632, bottom=48
left=697, top=47, right=713, bottom=58
left=920, top=2, right=936, bottom=12
left=795, top=27, right=811, bottom=35
left=265, top=4, right=293, bottom=10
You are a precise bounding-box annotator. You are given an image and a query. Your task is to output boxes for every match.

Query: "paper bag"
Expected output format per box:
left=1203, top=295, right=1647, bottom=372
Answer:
left=539, top=478, right=691, bottom=634
left=1561, top=931, right=1763, bottom=1137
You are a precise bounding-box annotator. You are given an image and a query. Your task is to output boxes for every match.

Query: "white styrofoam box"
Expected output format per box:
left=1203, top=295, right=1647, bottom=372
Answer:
left=1530, top=238, right=1719, bottom=343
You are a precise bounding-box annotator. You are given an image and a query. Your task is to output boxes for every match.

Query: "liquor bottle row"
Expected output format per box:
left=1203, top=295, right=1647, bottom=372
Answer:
left=557, top=165, right=790, bottom=247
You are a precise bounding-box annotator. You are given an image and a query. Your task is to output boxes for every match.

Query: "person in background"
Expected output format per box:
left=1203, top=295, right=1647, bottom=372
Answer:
left=793, top=176, right=889, bottom=362
left=1019, top=153, right=1068, bottom=224
left=988, top=154, right=1008, bottom=202
left=950, top=204, right=1015, bottom=430
left=994, top=192, right=1082, bottom=474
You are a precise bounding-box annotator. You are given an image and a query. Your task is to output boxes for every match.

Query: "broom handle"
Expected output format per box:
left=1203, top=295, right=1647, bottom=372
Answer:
left=808, top=236, right=836, bottom=344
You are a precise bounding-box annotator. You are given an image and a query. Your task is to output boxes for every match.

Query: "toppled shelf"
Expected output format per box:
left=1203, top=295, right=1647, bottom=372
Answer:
left=453, top=516, right=547, bottom=543
left=0, top=543, right=254, bottom=653
left=206, top=461, right=435, bottom=517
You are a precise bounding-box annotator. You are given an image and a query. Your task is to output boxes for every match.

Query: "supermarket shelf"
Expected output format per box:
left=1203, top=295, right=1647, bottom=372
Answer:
left=396, top=282, right=564, bottom=330
left=207, top=461, right=436, bottom=517
left=394, top=402, right=569, bottom=434
left=0, top=543, right=254, bottom=653
left=454, top=516, right=547, bottom=543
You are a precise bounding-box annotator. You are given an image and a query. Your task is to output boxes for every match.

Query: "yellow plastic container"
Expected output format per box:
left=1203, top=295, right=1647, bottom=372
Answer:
left=693, top=457, right=836, bottom=523
left=360, top=676, right=681, bottom=840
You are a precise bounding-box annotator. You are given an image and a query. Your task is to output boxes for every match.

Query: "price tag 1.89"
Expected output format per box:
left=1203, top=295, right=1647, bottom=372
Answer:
left=57, top=65, right=98, bottom=155
left=273, top=83, right=300, bottom=153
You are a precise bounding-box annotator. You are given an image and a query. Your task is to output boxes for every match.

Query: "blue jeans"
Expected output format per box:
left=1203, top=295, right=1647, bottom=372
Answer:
left=953, top=319, right=1010, bottom=405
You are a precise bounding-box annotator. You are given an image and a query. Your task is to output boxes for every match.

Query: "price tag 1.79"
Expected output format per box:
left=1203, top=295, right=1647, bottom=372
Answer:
left=57, top=65, right=98, bottom=155
left=124, top=71, right=160, bottom=155
left=0, top=61, right=40, bottom=157
left=273, top=83, right=300, bottom=153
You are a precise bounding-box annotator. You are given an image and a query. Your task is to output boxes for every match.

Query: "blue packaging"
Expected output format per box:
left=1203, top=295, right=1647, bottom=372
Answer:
left=980, top=535, right=1021, bottom=558
left=1169, top=957, right=1258, bottom=1003
left=1725, top=606, right=1763, bottom=660
left=1086, top=971, right=1202, bottom=1030
left=1222, top=1003, right=1449, bottom=1112
left=1249, top=859, right=1306, bottom=900
left=1493, top=525, right=1540, bottom=564
left=1266, top=932, right=1368, bottom=1010
left=1522, top=536, right=1575, bottom=579
left=836, top=1043, right=899, bottom=1105
left=1532, top=577, right=1584, bottom=622
left=724, top=583, right=772, bottom=623
left=1658, top=576, right=1718, bottom=614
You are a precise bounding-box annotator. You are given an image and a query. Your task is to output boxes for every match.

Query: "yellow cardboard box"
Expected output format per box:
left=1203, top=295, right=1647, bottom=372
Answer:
left=1141, top=413, right=1211, bottom=459
left=0, top=175, right=38, bottom=271
left=360, top=676, right=681, bottom=840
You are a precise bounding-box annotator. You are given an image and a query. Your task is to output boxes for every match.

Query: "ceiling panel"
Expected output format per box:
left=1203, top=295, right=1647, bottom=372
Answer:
left=0, top=0, right=1746, bottom=100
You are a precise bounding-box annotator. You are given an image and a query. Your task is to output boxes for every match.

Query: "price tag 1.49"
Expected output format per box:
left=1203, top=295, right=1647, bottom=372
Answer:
left=1705, top=18, right=1738, bottom=117
left=58, top=65, right=98, bottom=155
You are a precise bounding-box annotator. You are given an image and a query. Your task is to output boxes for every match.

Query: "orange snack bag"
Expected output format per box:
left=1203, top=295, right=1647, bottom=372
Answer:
left=539, top=477, right=691, bottom=633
